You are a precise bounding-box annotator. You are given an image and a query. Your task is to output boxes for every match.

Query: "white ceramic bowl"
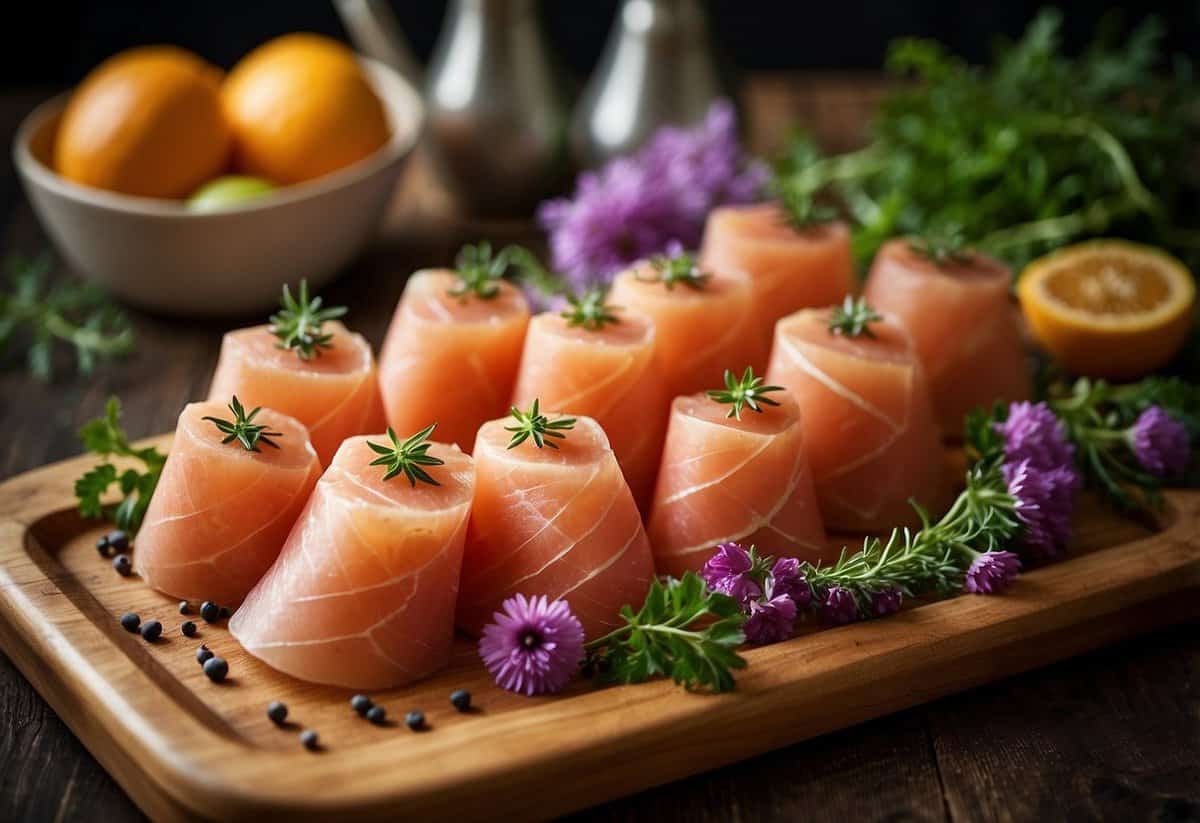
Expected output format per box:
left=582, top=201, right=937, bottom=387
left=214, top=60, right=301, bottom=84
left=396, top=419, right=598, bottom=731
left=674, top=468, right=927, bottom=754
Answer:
left=13, top=58, right=423, bottom=317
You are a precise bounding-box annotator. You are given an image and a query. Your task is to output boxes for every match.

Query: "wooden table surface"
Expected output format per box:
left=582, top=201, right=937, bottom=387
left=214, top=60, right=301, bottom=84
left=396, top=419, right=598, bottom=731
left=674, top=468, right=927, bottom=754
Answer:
left=2, top=77, right=1198, bottom=823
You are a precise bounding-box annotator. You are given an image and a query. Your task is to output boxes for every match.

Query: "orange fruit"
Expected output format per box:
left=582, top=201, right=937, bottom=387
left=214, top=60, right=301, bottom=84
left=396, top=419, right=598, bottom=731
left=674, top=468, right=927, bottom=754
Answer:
left=54, top=46, right=231, bottom=199
left=221, top=34, right=390, bottom=185
left=1017, top=239, right=1196, bottom=379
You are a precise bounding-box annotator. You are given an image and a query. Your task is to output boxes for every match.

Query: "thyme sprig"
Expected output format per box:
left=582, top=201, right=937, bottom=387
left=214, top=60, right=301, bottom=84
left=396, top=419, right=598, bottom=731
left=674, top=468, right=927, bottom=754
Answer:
left=561, top=289, right=619, bottom=330
left=449, top=242, right=509, bottom=300
left=1, top=253, right=134, bottom=381
left=268, top=280, right=347, bottom=360
left=828, top=296, right=883, bottom=339
left=640, top=250, right=711, bottom=291
left=706, top=367, right=784, bottom=420
left=367, top=424, right=445, bottom=486
left=584, top=572, right=746, bottom=693
left=202, top=396, right=282, bottom=452
left=74, top=397, right=167, bottom=533
left=505, top=399, right=576, bottom=450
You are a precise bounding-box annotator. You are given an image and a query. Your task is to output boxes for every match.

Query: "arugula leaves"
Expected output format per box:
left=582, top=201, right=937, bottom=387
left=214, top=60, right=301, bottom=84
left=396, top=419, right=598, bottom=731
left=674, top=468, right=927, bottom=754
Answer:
left=585, top=572, right=747, bottom=693
left=74, top=398, right=167, bottom=533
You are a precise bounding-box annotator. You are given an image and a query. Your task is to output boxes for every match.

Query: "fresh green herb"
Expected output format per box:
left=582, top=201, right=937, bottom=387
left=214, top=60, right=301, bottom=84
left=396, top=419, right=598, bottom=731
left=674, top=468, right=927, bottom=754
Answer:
left=828, top=296, right=883, bottom=339
left=775, top=178, right=839, bottom=231
left=907, top=228, right=974, bottom=267
left=366, top=424, right=445, bottom=486
left=268, top=280, right=347, bottom=360
left=505, top=399, right=575, bottom=450
left=449, top=242, right=509, bottom=300
left=501, top=246, right=570, bottom=302
left=640, top=250, right=711, bottom=290
left=584, top=572, right=747, bottom=693
left=774, top=11, right=1200, bottom=271
left=706, top=367, right=784, bottom=420
left=561, top=289, right=620, bottom=330
left=1, top=253, right=134, bottom=381
left=202, top=396, right=282, bottom=453
left=74, top=397, right=167, bottom=533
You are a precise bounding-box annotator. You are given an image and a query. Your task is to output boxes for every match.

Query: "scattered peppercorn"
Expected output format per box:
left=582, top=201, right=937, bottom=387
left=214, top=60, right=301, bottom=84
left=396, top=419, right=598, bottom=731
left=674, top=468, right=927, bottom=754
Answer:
left=300, top=729, right=319, bottom=751
left=203, top=656, right=229, bottom=683
left=450, top=689, right=471, bottom=712
left=112, top=554, right=132, bottom=576
left=199, top=601, right=220, bottom=623
left=119, top=612, right=140, bottom=633
left=404, top=710, right=425, bottom=731
left=196, top=644, right=213, bottom=665
left=366, top=705, right=387, bottom=725
left=96, top=535, right=112, bottom=558
left=181, top=620, right=197, bottom=638
left=139, top=620, right=162, bottom=642
left=219, top=606, right=231, bottom=619
left=178, top=601, right=191, bottom=615
left=350, top=694, right=373, bottom=716
left=106, top=531, right=130, bottom=552
left=267, top=701, right=288, bottom=724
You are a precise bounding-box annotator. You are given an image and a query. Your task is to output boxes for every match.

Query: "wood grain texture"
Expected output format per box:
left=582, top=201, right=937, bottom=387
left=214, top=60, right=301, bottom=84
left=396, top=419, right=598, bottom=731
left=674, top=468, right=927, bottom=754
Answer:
left=0, top=442, right=1197, bottom=822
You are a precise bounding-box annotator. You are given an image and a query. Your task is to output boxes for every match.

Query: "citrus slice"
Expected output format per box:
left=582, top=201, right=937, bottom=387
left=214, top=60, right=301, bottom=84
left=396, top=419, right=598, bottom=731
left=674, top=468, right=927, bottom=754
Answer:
left=1018, top=239, right=1195, bottom=379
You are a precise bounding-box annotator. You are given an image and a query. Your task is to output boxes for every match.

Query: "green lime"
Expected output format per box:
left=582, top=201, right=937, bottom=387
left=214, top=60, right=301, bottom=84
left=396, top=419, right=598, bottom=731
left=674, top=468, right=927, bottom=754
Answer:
left=186, top=175, right=277, bottom=212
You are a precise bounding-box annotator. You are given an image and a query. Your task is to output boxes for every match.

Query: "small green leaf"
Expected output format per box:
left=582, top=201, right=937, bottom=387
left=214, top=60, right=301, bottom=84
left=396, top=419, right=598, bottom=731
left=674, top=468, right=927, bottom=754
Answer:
left=828, top=296, right=883, bottom=339
left=268, top=280, right=347, bottom=360
left=505, top=399, right=576, bottom=450
left=366, top=424, right=445, bottom=486
left=705, top=367, right=785, bottom=420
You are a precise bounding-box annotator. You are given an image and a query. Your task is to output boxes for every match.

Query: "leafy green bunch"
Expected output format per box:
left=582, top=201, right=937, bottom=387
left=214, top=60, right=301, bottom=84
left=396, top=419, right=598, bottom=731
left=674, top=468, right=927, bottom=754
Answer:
left=775, top=10, right=1200, bottom=271
left=74, top=398, right=167, bottom=533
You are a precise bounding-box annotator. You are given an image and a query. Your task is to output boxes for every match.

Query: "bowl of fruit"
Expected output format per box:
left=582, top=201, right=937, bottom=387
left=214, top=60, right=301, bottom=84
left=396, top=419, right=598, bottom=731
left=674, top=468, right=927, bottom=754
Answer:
left=13, top=34, right=423, bottom=316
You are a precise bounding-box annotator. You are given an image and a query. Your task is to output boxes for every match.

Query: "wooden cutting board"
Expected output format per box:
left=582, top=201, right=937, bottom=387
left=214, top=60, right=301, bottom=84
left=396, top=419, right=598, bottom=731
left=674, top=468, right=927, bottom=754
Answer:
left=1, top=438, right=1198, bottom=822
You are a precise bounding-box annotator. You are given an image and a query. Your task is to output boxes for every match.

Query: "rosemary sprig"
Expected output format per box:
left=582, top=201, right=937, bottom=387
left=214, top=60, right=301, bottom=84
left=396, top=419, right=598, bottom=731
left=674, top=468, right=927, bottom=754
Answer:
left=268, top=280, right=347, bottom=360
left=74, top=397, right=167, bottom=533
left=505, top=399, right=576, bottom=450
left=1, top=253, right=134, bottom=381
left=561, top=289, right=619, bottom=330
left=584, top=572, right=747, bottom=693
left=449, top=242, right=508, bottom=300
left=202, top=396, right=282, bottom=452
left=828, top=296, right=883, bottom=339
left=367, top=424, right=445, bottom=486
left=907, top=228, right=974, bottom=266
left=775, top=178, right=839, bottom=231
left=706, top=367, right=784, bottom=420
left=640, top=250, right=711, bottom=291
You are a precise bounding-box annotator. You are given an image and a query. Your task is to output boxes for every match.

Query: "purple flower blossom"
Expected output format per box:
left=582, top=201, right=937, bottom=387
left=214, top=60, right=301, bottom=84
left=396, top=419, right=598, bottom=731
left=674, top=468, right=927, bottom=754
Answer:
left=963, top=550, right=1022, bottom=594
left=995, top=401, right=1075, bottom=472
left=1129, top=406, right=1190, bottom=477
left=742, top=593, right=797, bottom=646
left=819, top=586, right=860, bottom=625
left=479, top=594, right=585, bottom=696
left=700, top=542, right=762, bottom=607
left=768, top=557, right=811, bottom=608
left=1003, top=459, right=1078, bottom=561
left=870, top=587, right=903, bottom=616
left=538, top=100, right=765, bottom=290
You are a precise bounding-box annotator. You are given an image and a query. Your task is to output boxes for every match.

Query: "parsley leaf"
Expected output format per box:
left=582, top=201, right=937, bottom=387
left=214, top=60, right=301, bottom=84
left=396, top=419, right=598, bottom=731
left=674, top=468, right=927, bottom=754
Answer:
left=74, top=397, right=167, bottom=533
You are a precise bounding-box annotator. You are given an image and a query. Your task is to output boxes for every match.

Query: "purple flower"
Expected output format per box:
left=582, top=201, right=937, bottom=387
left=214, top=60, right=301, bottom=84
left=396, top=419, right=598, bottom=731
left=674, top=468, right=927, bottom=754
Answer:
left=538, top=100, right=765, bottom=289
left=819, top=586, right=860, bottom=625
left=767, top=557, right=811, bottom=608
left=479, top=594, right=585, bottom=696
left=995, top=401, right=1075, bottom=472
left=1129, top=406, right=1190, bottom=477
left=1003, top=459, right=1078, bottom=560
left=700, top=542, right=762, bottom=606
left=870, top=587, right=903, bottom=616
left=963, top=550, right=1022, bottom=594
left=742, top=594, right=797, bottom=646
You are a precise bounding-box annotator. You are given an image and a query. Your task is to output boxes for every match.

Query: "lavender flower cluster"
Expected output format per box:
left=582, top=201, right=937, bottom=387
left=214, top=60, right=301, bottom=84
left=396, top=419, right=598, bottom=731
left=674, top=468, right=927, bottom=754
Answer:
left=537, top=100, right=766, bottom=293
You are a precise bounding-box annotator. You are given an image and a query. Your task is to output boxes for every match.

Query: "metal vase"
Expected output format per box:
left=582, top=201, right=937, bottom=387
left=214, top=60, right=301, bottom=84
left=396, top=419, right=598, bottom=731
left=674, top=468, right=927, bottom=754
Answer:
left=425, top=0, right=570, bottom=218
left=570, top=0, right=734, bottom=168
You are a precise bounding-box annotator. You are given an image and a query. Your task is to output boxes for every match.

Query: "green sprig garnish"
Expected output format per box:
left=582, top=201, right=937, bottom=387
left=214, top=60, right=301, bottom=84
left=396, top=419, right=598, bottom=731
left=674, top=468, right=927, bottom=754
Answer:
left=561, top=289, right=619, bottom=330
left=775, top=179, right=839, bottom=231
left=2, top=253, right=134, bottom=381
left=706, top=367, right=784, bottom=420
left=367, top=424, right=445, bottom=486
left=449, top=242, right=508, bottom=300
left=828, top=296, right=883, bottom=339
left=268, top=280, right=347, bottom=360
left=640, top=250, right=711, bottom=291
left=74, top=397, right=167, bottom=533
left=907, top=228, right=974, bottom=266
left=505, top=399, right=576, bottom=450
left=202, top=396, right=282, bottom=453
left=584, top=572, right=747, bottom=693
left=502, top=246, right=570, bottom=302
